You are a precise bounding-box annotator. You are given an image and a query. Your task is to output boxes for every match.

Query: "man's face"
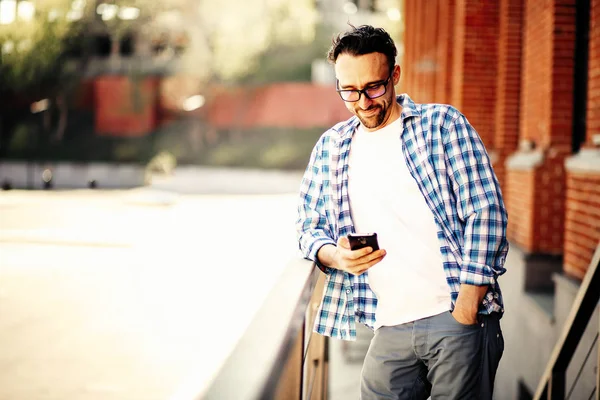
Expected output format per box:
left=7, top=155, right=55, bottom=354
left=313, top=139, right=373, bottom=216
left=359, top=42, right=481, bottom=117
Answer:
left=335, top=52, right=400, bottom=131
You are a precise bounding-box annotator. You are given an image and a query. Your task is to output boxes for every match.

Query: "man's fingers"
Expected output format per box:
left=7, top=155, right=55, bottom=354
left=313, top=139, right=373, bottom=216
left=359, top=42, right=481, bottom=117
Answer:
left=361, top=249, right=386, bottom=262
left=337, top=245, right=376, bottom=261
left=346, top=246, right=378, bottom=260
left=336, top=246, right=386, bottom=275
left=362, top=254, right=386, bottom=270
left=347, top=253, right=386, bottom=275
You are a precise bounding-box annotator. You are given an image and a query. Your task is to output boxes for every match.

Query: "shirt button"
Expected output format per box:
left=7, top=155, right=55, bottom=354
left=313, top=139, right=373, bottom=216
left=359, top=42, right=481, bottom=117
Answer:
left=481, top=323, right=485, bottom=328
left=346, top=289, right=351, bottom=293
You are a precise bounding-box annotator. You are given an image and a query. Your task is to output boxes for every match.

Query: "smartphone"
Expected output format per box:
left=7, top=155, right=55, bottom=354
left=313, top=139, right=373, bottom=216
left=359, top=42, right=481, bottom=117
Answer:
left=348, top=233, right=379, bottom=251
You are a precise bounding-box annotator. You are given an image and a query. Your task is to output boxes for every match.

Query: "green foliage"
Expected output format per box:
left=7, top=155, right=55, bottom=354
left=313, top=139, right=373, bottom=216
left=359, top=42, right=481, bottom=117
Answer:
left=236, top=23, right=333, bottom=84
left=197, top=126, right=324, bottom=170
left=239, top=43, right=317, bottom=84
left=259, top=142, right=300, bottom=169
left=7, top=124, right=35, bottom=153
left=0, top=2, right=83, bottom=96
left=113, top=141, right=142, bottom=162
left=151, top=120, right=196, bottom=160
left=195, top=0, right=318, bottom=81
left=2, top=118, right=324, bottom=171
left=208, top=144, right=250, bottom=166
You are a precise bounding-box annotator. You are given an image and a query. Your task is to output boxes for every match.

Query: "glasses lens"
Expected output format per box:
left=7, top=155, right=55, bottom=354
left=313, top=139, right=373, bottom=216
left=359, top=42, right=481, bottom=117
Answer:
left=339, top=90, right=359, bottom=102
left=365, top=84, right=386, bottom=99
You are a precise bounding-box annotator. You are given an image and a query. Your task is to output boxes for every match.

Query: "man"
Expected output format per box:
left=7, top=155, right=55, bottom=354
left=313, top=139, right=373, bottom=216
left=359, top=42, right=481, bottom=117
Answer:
left=296, top=25, right=508, bottom=399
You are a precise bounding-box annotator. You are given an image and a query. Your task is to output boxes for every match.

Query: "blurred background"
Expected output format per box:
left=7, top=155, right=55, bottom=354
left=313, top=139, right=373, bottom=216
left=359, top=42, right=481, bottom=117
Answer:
left=0, top=0, right=402, bottom=175
left=0, top=1, right=403, bottom=400
left=1, top=0, right=600, bottom=400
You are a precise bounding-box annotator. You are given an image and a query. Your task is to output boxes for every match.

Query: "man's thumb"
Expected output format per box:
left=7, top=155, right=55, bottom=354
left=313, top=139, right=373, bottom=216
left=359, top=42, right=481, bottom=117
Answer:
left=338, top=235, right=350, bottom=249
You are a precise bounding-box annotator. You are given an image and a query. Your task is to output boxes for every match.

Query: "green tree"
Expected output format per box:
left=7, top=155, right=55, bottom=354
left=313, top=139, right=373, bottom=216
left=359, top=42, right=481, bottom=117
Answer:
left=0, top=0, right=86, bottom=149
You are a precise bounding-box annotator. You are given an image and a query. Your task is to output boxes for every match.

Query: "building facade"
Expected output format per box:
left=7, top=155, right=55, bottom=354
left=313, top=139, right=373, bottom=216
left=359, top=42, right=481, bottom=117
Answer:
left=401, top=0, right=599, bottom=398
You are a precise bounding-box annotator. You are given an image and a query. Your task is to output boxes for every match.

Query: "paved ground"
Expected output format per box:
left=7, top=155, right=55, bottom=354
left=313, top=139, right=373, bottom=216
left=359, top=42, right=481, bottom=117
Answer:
left=0, top=167, right=369, bottom=400
left=328, top=325, right=373, bottom=400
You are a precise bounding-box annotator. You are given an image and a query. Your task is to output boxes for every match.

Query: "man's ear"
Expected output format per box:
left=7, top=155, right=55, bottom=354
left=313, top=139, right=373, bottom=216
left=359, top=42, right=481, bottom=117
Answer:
left=394, top=65, right=402, bottom=85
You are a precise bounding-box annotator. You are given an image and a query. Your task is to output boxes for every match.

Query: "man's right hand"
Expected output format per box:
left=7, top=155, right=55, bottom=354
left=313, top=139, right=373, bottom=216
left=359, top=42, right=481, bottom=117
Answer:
left=317, top=236, right=386, bottom=275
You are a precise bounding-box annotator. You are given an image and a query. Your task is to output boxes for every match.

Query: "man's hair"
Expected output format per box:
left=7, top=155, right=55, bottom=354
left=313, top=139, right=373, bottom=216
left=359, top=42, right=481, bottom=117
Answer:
left=327, top=25, right=397, bottom=73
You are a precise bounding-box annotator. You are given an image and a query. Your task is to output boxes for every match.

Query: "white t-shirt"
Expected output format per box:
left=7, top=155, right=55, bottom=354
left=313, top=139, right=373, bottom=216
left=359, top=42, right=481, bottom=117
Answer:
left=348, top=116, right=451, bottom=329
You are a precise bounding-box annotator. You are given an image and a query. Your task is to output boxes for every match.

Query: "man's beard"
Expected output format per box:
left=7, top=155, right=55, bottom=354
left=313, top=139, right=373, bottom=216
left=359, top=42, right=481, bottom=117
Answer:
left=357, top=105, right=386, bottom=129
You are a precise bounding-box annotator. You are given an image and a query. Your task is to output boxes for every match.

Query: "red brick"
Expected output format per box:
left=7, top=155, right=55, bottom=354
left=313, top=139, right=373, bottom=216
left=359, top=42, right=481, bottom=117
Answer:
left=94, top=76, right=159, bottom=137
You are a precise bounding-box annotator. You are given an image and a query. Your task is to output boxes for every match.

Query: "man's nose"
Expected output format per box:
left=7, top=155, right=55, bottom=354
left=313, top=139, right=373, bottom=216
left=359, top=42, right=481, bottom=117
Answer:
left=358, top=93, right=373, bottom=110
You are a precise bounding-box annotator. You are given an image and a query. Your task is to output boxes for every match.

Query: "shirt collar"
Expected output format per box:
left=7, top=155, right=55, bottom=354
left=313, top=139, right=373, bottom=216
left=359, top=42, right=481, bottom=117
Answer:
left=338, top=93, right=420, bottom=140
left=398, top=93, right=420, bottom=120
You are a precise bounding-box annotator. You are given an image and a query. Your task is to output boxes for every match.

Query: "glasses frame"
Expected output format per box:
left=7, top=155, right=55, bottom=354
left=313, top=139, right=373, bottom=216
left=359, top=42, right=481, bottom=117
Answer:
left=336, top=72, right=393, bottom=102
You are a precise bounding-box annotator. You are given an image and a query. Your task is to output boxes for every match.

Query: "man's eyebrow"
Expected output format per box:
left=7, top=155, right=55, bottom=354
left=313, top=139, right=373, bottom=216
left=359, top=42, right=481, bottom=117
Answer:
left=338, top=78, right=386, bottom=90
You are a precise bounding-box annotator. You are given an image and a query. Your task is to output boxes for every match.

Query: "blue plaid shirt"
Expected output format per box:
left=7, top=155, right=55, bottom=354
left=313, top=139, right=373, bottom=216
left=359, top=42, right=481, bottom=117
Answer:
left=296, top=94, right=509, bottom=341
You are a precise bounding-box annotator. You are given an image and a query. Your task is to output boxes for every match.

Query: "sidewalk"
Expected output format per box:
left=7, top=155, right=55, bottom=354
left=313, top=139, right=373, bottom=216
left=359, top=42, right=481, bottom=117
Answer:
left=329, top=324, right=373, bottom=399
left=0, top=188, right=178, bottom=247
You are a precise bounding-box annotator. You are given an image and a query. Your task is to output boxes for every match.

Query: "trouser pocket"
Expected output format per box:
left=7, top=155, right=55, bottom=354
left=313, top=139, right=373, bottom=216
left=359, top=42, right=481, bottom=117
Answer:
left=479, top=313, right=504, bottom=400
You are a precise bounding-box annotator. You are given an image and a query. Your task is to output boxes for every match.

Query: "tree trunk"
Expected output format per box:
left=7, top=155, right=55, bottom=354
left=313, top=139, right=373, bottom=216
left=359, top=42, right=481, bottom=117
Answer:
left=43, top=107, right=51, bottom=133
left=54, top=94, right=68, bottom=141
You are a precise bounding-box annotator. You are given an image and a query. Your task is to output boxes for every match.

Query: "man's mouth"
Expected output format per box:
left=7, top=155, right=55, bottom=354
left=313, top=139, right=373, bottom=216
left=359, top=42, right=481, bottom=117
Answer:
left=360, top=107, right=379, bottom=117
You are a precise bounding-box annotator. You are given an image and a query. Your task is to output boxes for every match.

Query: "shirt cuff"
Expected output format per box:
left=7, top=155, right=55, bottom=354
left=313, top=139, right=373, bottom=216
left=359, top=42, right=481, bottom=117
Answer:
left=310, top=238, right=336, bottom=275
left=459, top=261, right=496, bottom=286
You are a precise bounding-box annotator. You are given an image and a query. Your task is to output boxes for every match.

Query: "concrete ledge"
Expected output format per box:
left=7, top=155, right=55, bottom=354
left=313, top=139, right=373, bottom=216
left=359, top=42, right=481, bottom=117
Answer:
left=0, top=161, right=149, bottom=189
left=565, top=148, right=600, bottom=174
left=551, top=273, right=583, bottom=327
left=523, top=253, right=563, bottom=292
left=524, top=292, right=555, bottom=322
left=489, top=150, right=499, bottom=165
left=506, top=150, right=545, bottom=171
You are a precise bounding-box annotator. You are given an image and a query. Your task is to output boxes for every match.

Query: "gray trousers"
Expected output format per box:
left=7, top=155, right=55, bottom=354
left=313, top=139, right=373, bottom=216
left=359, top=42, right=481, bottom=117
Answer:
left=360, top=311, right=504, bottom=400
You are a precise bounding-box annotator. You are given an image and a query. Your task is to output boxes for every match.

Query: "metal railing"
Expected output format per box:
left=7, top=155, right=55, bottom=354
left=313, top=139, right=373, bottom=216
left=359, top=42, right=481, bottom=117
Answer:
left=202, top=258, right=328, bottom=400
left=533, top=242, right=600, bottom=400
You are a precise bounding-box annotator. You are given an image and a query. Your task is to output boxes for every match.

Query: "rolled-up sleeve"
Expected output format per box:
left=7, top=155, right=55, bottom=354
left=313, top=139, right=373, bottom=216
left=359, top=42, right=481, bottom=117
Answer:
left=296, top=136, right=336, bottom=274
left=444, top=113, right=509, bottom=286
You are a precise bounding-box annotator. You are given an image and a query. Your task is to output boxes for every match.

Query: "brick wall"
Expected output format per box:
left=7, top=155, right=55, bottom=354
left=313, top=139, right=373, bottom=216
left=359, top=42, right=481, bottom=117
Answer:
left=414, top=0, right=431, bottom=102
left=563, top=0, right=600, bottom=279
left=517, top=0, right=575, bottom=152
left=520, top=0, right=553, bottom=147
left=551, top=2, right=577, bottom=152
left=94, top=76, right=159, bottom=137
left=434, top=0, right=455, bottom=104
left=506, top=0, right=576, bottom=254
left=534, top=155, right=568, bottom=253
left=564, top=173, right=600, bottom=278
left=402, top=0, right=439, bottom=102
left=423, top=0, right=439, bottom=102
left=588, top=0, right=600, bottom=146
left=401, top=0, right=600, bottom=277
left=451, top=0, right=466, bottom=109
left=452, top=0, right=499, bottom=148
left=202, top=83, right=349, bottom=129
left=494, top=0, right=524, bottom=189
left=506, top=169, right=536, bottom=249
left=404, top=0, right=499, bottom=146
left=400, top=0, right=413, bottom=94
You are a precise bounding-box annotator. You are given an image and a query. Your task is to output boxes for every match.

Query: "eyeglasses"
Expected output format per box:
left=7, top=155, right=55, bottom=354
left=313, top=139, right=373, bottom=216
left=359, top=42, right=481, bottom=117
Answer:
left=336, top=73, right=393, bottom=102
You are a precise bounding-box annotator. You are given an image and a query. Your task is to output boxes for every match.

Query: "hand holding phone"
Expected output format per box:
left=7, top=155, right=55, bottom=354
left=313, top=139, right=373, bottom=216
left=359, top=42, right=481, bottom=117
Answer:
left=347, top=232, right=379, bottom=251
left=316, top=233, right=385, bottom=276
